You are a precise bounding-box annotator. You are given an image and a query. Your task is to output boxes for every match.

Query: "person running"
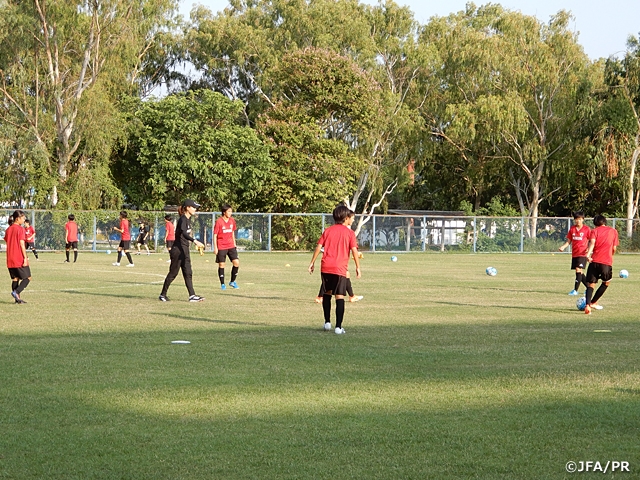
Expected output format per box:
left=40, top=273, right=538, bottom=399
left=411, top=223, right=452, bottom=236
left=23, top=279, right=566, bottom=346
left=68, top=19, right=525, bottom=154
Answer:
left=64, top=214, right=79, bottom=263
left=164, top=215, right=175, bottom=263
left=159, top=199, right=205, bottom=302
left=558, top=211, right=590, bottom=295
left=308, top=205, right=361, bottom=334
left=5, top=210, right=31, bottom=304
left=112, top=211, right=134, bottom=267
left=583, top=214, right=619, bottom=315
left=213, top=204, right=239, bottom=290
left=135, top=221, right=150, bottom=255
left=23, top=219, right=39, bottom=260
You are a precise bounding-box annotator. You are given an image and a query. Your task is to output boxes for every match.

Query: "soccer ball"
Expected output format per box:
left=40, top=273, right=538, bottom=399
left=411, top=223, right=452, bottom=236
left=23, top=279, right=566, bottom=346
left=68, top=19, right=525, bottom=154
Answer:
left=391, top=256, right=398, bottom=262
left=576, top=296, right=587, bottom=311
left=619, top=269, right=629, bottom=278
left=106, top=250, right=111, bottom=255
left=485, top=266, right=497, bottom=276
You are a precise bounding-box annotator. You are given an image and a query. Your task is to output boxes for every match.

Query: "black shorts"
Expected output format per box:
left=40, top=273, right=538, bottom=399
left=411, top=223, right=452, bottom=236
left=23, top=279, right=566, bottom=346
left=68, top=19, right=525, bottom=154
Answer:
left=8, top=266, right=31, bottom=279
left=571, top=256, right=587, bottom=270
left=25, top=242, right=35, bottom=249
left=136, top=236, right=147, bottom=245
left=586, top=262, right=613, bottom=284
left=66, top=241, right=78, bottom=249
left=216, top=248, right=239, bottom=263
left=118, top=240, right=131, bottom=250
left=320, top=273, right=348, bottom=296
left=166, top=240, right=174, bottom=250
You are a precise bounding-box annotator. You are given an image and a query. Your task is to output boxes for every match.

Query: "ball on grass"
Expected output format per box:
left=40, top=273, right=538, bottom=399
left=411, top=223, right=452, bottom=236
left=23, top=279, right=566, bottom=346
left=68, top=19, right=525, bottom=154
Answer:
left=391, top=256, right=398, bottom=262
left=619, top=269, right=629, bottom=278
left=576, top=296, right=587, bottom=311
left=485, top=266, right=497, bottom=276
left=106, top=250, right=111, bottom=255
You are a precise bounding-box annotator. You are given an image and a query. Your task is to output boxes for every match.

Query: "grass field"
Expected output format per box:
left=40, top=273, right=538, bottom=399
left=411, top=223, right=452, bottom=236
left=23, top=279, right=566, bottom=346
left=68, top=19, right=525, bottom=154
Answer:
left=1, top=251, right=639, bottom=479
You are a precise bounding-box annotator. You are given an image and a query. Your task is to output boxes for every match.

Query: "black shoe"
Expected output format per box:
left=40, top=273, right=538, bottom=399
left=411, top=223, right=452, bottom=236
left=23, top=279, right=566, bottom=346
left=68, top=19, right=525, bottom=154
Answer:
left=189, top=295, right=204, bottom=302
left=159, top=295, right=169, bottom=302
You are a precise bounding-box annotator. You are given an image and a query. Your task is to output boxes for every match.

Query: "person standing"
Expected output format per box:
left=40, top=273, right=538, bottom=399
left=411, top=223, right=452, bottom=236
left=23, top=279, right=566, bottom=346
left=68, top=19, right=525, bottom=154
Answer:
left=5, top=210, right=31, bottom=304
left=159, top=199, right=205, bottom=302
left=558, top=211, right=590, bottom=295
left=164, top=215, right=175, bottom=263
left=583, top=214, right=619, bottom=315
left=308, top=205, right=361, bottom=334
left=112, top=211, right=134, bottom=267
left=23, top=219, right=39, bottom=260
left=213, top=204, right=239, bottom=290
left=64, top=214, right=79, bottom=263
left=135, top=221, right=150, bottom=255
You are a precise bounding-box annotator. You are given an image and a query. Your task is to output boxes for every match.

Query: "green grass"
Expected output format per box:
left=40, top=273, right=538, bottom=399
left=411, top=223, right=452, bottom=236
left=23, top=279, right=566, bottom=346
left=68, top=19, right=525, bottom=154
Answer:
left=1, top=251, right=639, bottom=479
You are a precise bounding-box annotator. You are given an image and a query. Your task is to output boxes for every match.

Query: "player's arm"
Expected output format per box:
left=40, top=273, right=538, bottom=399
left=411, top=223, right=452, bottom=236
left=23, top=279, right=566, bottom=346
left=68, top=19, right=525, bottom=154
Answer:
left=351, top=246, right=361, bottom=278
left=213, top=233, right=219, bottom=253
left=558, top=240, right=570, bottom=252
left=20, top=239, right=28, bottom=266
left=585, top=238, right=595, bottom=261
left=65, top=226, right=69, bottom=243
left=308, top=243, right=323, bottom=274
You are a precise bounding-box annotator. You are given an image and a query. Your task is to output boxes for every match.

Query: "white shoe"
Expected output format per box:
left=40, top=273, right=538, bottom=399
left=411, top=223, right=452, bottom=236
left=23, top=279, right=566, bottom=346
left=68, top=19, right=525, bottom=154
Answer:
left=349, top=295, right=364, bottom=303
left=324, top=322, right=332, bottom=331
left=335, top=327, right=345, bottom=334
left=592, top=304, right=604, bottom=310
left=166, top=259, right=171, bottom=263
left=112, top=262, right=120, bottom=266
left=126, top=263, right=135, bottom=267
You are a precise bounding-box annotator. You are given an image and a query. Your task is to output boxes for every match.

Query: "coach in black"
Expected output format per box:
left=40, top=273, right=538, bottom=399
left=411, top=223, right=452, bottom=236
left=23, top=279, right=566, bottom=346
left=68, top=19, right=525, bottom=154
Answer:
left=159, top=199, right=205, bottom=302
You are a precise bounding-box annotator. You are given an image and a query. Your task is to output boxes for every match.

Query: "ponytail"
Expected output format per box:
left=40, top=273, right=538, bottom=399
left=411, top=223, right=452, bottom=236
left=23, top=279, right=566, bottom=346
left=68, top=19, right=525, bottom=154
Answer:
left=178, top=206, right=185, bottom=216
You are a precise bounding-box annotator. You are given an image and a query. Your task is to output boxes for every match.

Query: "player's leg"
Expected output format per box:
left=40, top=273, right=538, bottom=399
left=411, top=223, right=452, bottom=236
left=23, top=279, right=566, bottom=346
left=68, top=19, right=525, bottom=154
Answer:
left=115, top=244, right=123, bottom=265
left=11, top=268, right=31, bottom=303
left=30, top=244, right=39, bottom=259
left=136, top=242, right=141, bottom=254
left=316, top=283, right=325, bottom=303
left=591, top=281, right=610, bottom=306
left=216, top=250, right=226, bottom=289
left=320, top=273, right=333, bottom=330
left=229, top=250, right=240, bottom=288
left=123, top=242, right=134, bottom=266
left=334, top=276, right=347, bottom=334
left=145, top=243, right=150, bottom=255
left=590, top=265, right=612, bottom=309
left=182, top=256, right=203, bottom=302
left=73, top=243, right=78, bottom=263
left=160, top=250, right=181, bottom=299
left=65, top=244, right=71, bottom=263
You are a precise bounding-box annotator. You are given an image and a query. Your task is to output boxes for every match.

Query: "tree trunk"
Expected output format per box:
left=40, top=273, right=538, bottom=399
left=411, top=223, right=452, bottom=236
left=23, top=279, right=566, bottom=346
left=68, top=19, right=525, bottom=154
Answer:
left=626, top=135, right=640, bottom=238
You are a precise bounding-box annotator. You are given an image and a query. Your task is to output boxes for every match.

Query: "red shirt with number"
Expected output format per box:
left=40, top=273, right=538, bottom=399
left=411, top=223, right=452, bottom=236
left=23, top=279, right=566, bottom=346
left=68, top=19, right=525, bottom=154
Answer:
left=566, top=225, right=590, bottom=257
left=589, top=225, right=619, bottom=266
left=214, top=217, right=236, bottom=250
left=24, top=225, right=36, bottom=243
left=165, top=220, right=175, bottom=241
left=65, top=221, right=78, bottom=242
left=120, top=219, right=131, bottom=241
left=318, top=224, right=358, bottom=277
left=5, top=223, right=27, bottom=268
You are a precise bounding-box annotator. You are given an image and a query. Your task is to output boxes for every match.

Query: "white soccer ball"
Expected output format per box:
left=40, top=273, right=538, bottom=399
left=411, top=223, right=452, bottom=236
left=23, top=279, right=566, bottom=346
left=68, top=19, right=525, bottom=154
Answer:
left=485, top=266, right=497, bottom=276
left=106, top=250, right=111, bottom=255
left=576, top=296, right=587, bottom=311
left=619, top=269, right=629, bottom=279
left=391, top=256, right=398, bottom=262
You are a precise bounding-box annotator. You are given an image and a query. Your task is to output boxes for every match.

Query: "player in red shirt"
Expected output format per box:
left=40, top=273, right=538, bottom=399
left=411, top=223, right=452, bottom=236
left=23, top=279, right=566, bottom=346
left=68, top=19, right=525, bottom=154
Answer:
left=308, top=205, right=361, bottom=334
left=558, top=211, right=590, bottom=295
left=23, top=219, right=39, bottom=260
left=213, top=204, right=239, bottom=290
left=583, top=214, right=619, bottom=315
left=64, top=214, right=79, bottom=263
left=112, top=211, right=134, bottom=267
left=164, top=214, right=176, bottom=263
left=5, top=210, right=31, bottom=304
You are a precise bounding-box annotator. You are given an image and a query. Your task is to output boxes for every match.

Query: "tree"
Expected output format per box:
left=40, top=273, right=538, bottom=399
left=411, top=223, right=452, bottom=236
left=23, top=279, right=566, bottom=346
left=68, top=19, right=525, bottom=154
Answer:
left=114, top=90, right=272, bottom=210
left=0, top=0, right=178, bottom=207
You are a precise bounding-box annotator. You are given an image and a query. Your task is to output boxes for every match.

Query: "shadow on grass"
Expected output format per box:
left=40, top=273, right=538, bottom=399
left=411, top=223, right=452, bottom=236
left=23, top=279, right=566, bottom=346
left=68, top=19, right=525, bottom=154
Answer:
left=432, top=299, right=574, bottom=315
left=149, top=312, right=266, bottom=326
left=63, top=290, right=144, bottom=299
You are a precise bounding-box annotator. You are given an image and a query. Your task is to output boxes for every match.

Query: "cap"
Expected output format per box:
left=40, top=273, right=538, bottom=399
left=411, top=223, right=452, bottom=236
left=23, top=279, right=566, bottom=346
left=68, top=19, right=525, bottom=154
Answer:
left=182, top=199, right=201, bottom=209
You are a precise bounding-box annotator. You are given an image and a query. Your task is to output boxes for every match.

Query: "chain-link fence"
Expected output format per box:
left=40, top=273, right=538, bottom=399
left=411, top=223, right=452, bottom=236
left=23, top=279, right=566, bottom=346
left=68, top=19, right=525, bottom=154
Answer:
left=2, top=210, right=640, bottom=253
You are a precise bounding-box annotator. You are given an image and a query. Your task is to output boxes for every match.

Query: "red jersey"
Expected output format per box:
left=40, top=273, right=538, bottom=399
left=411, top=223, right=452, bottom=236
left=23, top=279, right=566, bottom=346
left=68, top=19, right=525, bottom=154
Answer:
left=165, top=220, right=175, bottom=241
left=24, top=225, right=36, bottom=242
left=589, top=225, right=619, bottom=266
left=120, top=219, right=131, bottom=241
left=65, top=221, right=78, bottom=242
left=214, top=217, right=236, bottom=250
left=318, top=224, right=358, bottom=277
left=5, top=223, right=27, bottom=268
left=566, top=225, right=590, bottom=257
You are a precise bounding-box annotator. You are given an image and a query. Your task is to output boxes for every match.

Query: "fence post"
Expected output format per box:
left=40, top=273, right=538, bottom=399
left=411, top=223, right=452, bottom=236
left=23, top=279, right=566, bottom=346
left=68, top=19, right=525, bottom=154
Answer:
left=473, top=217, right=477, bottom=253
left=154, top=214, right=158, bottom=252
left=441, top=220, right=446, bottom=252
left=422, top=216, right=427, bottom=251
left=92, top=215, right=97, bottom=252
left=322, top=214, right=325, bottom=232
left=520, top=217, right=525, bottom=253
left=372, top=216, right=376, bottom=252
left=268, top=213, right=272, bottom=252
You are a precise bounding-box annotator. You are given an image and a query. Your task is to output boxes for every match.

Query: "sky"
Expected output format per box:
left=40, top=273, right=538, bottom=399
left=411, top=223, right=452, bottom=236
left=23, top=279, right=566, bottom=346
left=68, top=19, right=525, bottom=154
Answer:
left=179, top=0, right=640, bottom=60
